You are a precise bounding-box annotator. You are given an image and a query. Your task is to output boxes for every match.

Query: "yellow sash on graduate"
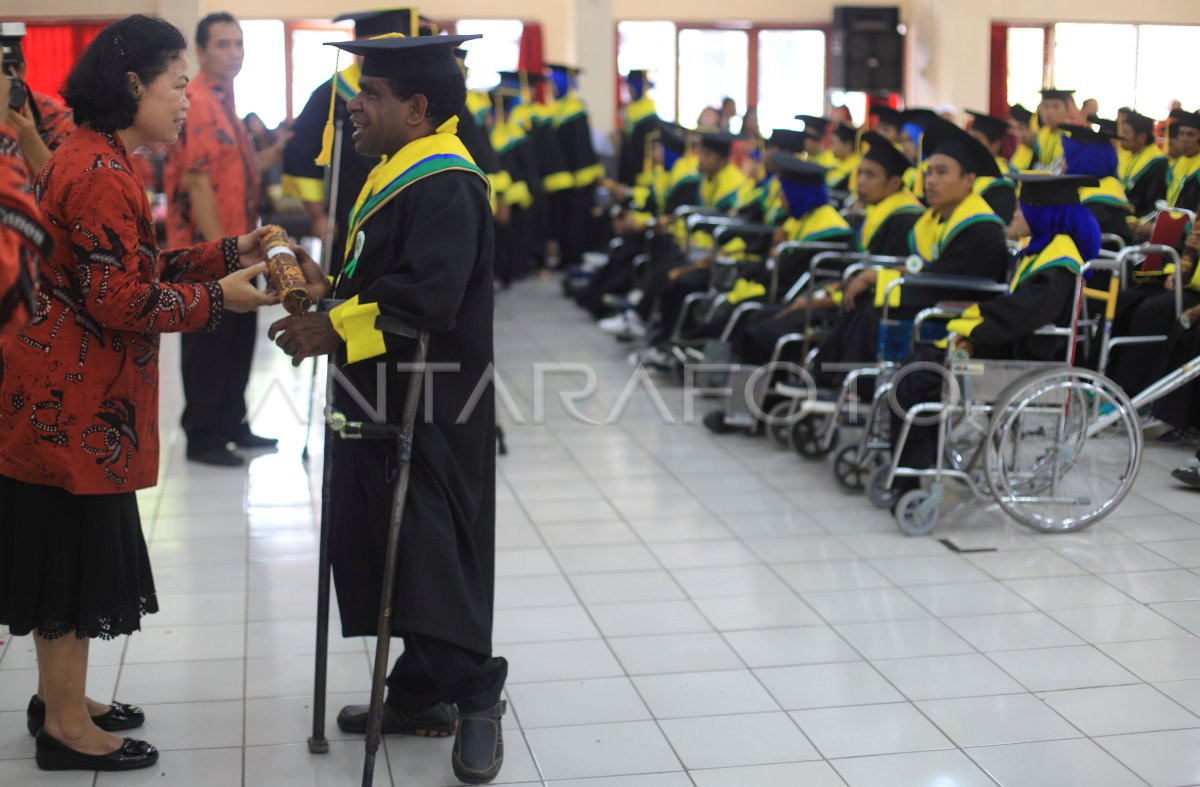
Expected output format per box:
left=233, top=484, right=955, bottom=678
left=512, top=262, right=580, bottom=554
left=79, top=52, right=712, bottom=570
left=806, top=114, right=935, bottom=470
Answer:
left=466, top=90, right=492, bottom=127
left=858, top=189, right=923, bottom=252
left=825, top=153, right=861, bottom=192
left=1033, top=126, right=1064, bottom=172
left=908, top=193, right=1005, bottom=264
left=622, top=95, right=657, bottom=136
left=701, top=162, right=752, bottom=211
left=339, top=116, right=489, bottom=279
left=1167, top=154, right=1200, bottom=208
left=1120, top=144, right=1166, bottom=192
left=1010, top=144, right=1035, bottom=172
left=1079, top=176, right=1133, bottom=212
left=780, top=204, right=852, bottom=243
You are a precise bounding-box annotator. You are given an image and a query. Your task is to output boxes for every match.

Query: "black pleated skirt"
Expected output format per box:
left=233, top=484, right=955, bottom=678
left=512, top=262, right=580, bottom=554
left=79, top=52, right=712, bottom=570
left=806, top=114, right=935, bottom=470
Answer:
left=0, top=475, right=158, bottom=640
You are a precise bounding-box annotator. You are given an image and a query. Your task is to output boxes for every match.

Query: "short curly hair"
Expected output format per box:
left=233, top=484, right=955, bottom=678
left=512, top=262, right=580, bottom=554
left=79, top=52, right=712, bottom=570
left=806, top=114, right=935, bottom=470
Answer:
left=63, top=15, right=187, bottom=134
left=386, top=74, right=467, bottom=130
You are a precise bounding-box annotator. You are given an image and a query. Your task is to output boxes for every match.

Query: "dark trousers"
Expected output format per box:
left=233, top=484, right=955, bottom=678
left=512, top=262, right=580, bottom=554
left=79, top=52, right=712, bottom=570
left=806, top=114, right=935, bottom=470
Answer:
left=386, top=632, right=507, bottom=713
left=1108, top=288, right=1200, bottom=396
left=180, top=310, right=257, bottom=453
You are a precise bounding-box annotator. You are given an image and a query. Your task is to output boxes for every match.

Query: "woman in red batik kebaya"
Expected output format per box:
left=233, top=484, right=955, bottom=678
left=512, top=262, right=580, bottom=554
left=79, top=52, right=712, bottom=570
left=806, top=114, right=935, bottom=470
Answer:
left=0, top=16, right=278, bottom=773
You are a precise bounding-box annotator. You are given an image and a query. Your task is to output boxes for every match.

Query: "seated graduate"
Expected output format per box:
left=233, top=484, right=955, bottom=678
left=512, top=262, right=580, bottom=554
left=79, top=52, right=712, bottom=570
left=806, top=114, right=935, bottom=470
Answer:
left=1120, top=110, right=1169, bottom=218
left=1033, top=87, right=1074, bottom=173
left=575, top=122, right=699, bottom=317
left=888, top=173, right=1102, bottom=497
left=965, top=110, right=1017, bottom=223
left=796, top=115, right=837, bottom=168
left=825, top=123, right=861, bottom=195
left=1008, top=104, right=1036, bottom=171
left=598, top=130, right=752, bottom=340
left=808, top=118, right=1011, bottom=388
left=1166, top=110, right=1200, bottom=211
left=899, top=108, right=940, bottom=196
left=871, top=106, right=905, bottom=145
left=1060, top=120, right=1135, bottom=245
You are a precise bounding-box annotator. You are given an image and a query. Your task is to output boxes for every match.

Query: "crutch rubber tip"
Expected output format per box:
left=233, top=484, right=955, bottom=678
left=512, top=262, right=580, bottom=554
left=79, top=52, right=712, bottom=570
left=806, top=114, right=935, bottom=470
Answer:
left=307, top=738, right=330, bottom=754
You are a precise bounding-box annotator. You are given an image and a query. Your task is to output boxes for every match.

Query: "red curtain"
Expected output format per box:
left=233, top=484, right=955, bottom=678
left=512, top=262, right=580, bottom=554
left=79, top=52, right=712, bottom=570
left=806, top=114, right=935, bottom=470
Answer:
left=516, top=22, right=545, bottom=104
left=19, top=22, right=112, bottom=100
left=988, top=23, right=1008, bottom=119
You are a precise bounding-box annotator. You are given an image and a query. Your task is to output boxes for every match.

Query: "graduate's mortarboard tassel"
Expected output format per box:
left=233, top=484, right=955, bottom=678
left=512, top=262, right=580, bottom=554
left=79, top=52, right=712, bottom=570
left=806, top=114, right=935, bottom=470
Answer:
left=314, top=48, right=341, bottom=166
left=642, top=128, right=661, bottom=180
left=314, top=33, right=407, bottom=166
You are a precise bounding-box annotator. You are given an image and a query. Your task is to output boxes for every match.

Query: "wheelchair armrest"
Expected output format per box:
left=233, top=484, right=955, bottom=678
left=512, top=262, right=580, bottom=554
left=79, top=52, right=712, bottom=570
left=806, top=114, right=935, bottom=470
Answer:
left=882, top=275, right=1008, bottom=320
left=1100, top=233, right=1127, bottom=253
left=674, top=205, right=724, bottom=221
left=712, top=223, right=777, bottom=246
left=773, top=240, right=850, bottom=257
left=687, top=215, right=746, bottom=234
left=718, top=301, right=766, bottom=342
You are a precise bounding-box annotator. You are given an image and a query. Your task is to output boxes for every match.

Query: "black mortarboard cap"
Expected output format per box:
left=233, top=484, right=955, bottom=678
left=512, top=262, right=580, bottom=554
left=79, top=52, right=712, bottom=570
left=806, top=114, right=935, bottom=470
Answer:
left=860, top=130, right=912, bottom=178
left=872, top=106, right=904, bottom=128
left=699, top=130, right=737, bottom=156
left=1061, top=122, right=1116, bottom=143
left=626, top=69, right=653, bottom=85
left=902, top=108, right=941, bottom=130
left=920, top=117, right=1002, bottom=177
left=832, top=123, right=857, bottom=144
left=334, top=9, right=436, bottom=39
left=1174, top=111, right=1200, bottom=132
left=327, top=34, right=481, bottom=80
left=966, top=110, right=1008, bottom=143
left=657, top=121, right=688, bottom=153
left=1009, top=103, right=1034, bottom=124
left=497, top=70, right=546, bottom=86
left=1040, top=87, right=1075, bottom=102
left=1011, top=173, right=1098, bottom=206
left=795, top=115, right=830, bottom=139
left=766, top=129, right=807, bottom=154
left=771, top=152, right=828, bottom=185
left=545, top=63, right=583, bottom=76
left=1124, top=111, right=1155, bottom=137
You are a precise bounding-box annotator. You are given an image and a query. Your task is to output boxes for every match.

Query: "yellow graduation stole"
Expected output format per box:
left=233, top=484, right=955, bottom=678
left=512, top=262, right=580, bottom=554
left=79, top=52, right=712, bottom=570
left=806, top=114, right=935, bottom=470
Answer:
left=1079, top=176, right=1133, bottom=212
left=701, top=162, right=751, bottom=211
left=622, top=95, right=657, bottom=136
left=553, top=91, right=588, bottom=127
left=780, top=204, right=852, bottom=243
left=908, top=193, right=1004, bottom=264
left=1167, top=154, right=1200, bottom=208
left=338, top=116, right=489, bottom=281
left=1120, top=144, right=1166, bottom=192
left=944, top=234, right=1083, bottom=339
left=825, top=153, right=861, bottom=191
left=466, top=90, right=492, bottom=127
left=859, top=189, right=923, bottom=252
left=1033, top=126, right=1064, bottom=171
left=1010, top=144, right=1034, bottom=172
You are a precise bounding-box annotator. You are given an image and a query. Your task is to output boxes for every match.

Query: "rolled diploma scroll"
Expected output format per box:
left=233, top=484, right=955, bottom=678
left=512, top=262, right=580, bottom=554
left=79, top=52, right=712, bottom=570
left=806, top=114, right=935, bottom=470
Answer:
left=260, top=226, right=312, bottom=315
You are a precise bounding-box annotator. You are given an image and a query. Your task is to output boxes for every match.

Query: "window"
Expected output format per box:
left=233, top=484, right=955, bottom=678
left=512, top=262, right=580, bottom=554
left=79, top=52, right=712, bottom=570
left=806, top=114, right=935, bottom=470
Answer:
left=456, top=19, right=524, bottom=92
left=678, top=29, right=749, bottom=130
left=617, top=21, right=677, bottom=123
left=290, top=25, right=354, bottom=123
left=1136, top=26, right=1200, bottom=117
left=234, top=20, right=287, bottom=129
left=1054, top=23, right=1137, bottom=119
left=1005, top=27, right=1045, bottom=115
left=758, top=29, right=825, bottom=134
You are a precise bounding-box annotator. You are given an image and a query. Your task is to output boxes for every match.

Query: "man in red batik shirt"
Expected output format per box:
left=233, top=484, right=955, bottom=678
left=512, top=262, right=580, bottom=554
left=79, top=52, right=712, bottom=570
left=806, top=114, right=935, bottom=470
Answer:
left=165, top=12, right=274, bottom=466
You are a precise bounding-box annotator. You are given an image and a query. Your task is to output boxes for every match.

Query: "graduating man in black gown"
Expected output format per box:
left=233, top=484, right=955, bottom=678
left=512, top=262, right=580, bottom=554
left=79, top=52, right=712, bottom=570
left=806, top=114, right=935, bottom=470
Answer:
left=268, top=33, right=506, bottom=785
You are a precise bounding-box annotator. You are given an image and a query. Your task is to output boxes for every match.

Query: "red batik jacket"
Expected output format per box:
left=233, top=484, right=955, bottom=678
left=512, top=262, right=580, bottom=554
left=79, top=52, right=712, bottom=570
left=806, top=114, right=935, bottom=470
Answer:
left=0, top=124, right=48, bottom=336
left=0, top=126, right=237, bottom=494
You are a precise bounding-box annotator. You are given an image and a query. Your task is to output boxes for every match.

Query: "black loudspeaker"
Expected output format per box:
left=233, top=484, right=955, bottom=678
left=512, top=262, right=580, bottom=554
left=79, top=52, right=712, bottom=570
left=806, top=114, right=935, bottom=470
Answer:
left=830, top=6, right=903, bottom=93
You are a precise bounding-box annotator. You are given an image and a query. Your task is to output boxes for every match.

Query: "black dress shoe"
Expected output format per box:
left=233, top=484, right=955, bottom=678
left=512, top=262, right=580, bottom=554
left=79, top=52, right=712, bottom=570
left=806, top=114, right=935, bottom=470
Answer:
left=186, top=446, right=245, bottom=467
left=35, top=729, right=158, bottom=772
left=336, top=702, right=458, bottom=737
left=452, top=700, right=506, bottom=785
left=231, top=432, right=278, bottom=449
left=703, top=410, right=738, bottom=434
left=27, top=695, right=145, bottom=737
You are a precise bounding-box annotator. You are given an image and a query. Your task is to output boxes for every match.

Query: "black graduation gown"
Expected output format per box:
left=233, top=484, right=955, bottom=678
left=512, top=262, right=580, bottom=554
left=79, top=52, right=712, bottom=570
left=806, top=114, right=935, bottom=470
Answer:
left=866, top=210, right=922, bottom=256
left=456, top=107, right=501, bottom=181
left=529, top=115, right=567, bottom=267
left=1086, top=202, right=1134, bottom=246
left=328, top=170, right=497, bottom=655
left=283, top=81, right=377, bottom=275
left=1126, top=157, right=1169, bottom=217
left=618, top=110, right=658, bottom=187
left=811, top=220, right=1010, bottom=386
left=553, top=108, right=602, bottom=267
left=1177, top=176, right=1200, bottom=214
left=979, top=181, right=1017, bottom=225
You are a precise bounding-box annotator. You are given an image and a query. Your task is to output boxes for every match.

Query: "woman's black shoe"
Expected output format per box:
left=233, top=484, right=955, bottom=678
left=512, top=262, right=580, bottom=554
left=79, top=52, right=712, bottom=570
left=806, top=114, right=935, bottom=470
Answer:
left=27, top=695, right=146, bottom=737
left=34, top=730, right=159, bottom=772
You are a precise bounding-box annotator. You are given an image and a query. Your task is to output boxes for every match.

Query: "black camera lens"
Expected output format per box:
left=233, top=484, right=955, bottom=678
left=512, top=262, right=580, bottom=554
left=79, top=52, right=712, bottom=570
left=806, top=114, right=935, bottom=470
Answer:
left=8, top=75, right=27, bottom=111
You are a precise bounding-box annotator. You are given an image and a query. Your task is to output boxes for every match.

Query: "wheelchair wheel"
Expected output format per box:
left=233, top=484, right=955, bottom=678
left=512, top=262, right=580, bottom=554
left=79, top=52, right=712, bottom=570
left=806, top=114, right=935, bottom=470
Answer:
left=894, top=488, right=940, bottom=536
left=833, top=446, right=886, bottom=492
left=984, top=368, right=1141, bottom=533
left=866, top=465, right=899, bottom=509
left=766, top=401, right=797, bottom=449
left=792, top=414, right=839, bottom=460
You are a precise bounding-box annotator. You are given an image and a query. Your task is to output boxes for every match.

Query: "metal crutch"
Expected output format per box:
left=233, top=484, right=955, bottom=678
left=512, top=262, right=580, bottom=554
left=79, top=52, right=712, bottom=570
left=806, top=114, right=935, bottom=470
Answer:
left=327, top=332, right=431, bottom=786
left=306, top=118, right=344, bottom=756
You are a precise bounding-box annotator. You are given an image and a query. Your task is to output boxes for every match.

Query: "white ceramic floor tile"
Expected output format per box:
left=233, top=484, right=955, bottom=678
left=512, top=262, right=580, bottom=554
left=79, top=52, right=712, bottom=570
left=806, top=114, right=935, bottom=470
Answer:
left=695, top=594, right=823, bottom=630
left=134, top=700, right=243, bottom=751
left=755, top=661, right=904, bottom=709
left=1003, top=575, right=1135, bottom=610
left=671, top=565, right=792, bottom=598
left=967, top=739, right=1145, bottom=787
left=873, top=653, right=1026, bottom=701
left=124, top=623, right=246, bottom=663
left=723, top=627, right=861, bottom=669
left=964, top=550, right=1088, bottom=580
left=801, top=588, right=931, bottom=624
left=1040, top=683, right=1200, bottom=737
left=791, top=702, right=953, bottom=759
left=553, top=544, right=661, bottom=574
left=1048, top=604, right=1193, bottom=643
left=607, top=632, right=743, bottom=676
left=774, top=560, right=894, bottom=593
left=94, top=746, right=243, bottom=786
left=833, top=619, right=974, bottom=660
left=632, top=670, right=780, bottom=718
left=246, top=741, right=390, bottom=787
left=659, top=711, right=819, bottom=770
left=832, top=749, right=996, bottom=787
left=1095, top=729, right=1200, bottom=787
left=688, top=760, right=848, bottom=787
left=569, top=570, right=687, bottom=604
left=587, top=600, right=711, bottom=638
left=506, top=677, right=650, bottom=728
left=988, top=645, right=1140, bottom=692
left=525, top=720, right=682, bottom=781
left=943, top=612, right=1084, bottom=652
left=1099, top=637, right=1200, bottom=683
left=867, top=555, right=993, bottom=586
left=494, top=605, right=600, bottom=643
left=917, top=694, right=1083, bottom=747
left=244, top=692, right=369, bottom=746
left=1101, top=569, right=1200, bottom=603
left=501, top=639, right=624, bottom=684
left=116, top=659, right=245, bottom=705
